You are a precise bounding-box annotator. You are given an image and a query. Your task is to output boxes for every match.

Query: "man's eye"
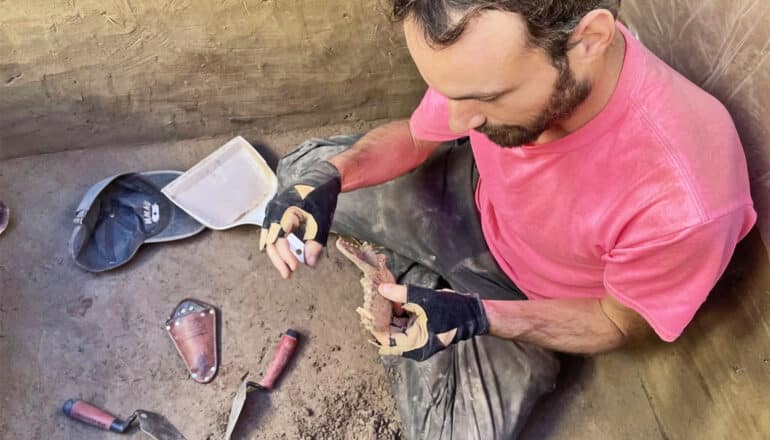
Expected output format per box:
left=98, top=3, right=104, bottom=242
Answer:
left=478, top=95, right=499, bottom=103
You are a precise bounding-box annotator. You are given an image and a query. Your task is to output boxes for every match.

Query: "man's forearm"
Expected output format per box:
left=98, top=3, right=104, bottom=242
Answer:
left=482, top=298, right=628, bottom=354
left=328, top=119, right=442, bottom=192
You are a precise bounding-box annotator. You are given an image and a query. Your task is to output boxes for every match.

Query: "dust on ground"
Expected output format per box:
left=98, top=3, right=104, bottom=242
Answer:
left=295, top=372, right=402, bottom=440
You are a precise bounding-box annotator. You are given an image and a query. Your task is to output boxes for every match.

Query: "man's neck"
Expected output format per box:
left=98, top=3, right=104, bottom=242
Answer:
left=535, top=28, right=627, bottom=144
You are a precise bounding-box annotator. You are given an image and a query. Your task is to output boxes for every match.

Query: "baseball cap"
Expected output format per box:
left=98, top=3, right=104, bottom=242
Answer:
left=69, top=171, right=205, bottom=272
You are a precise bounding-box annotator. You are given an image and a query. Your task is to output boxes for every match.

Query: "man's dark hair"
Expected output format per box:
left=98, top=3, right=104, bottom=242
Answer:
left=391, top=1, right=621, bottom=68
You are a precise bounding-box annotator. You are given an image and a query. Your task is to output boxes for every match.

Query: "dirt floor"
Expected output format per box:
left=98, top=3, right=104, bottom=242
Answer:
left=0, top=121, right=410, bottom=440
left=2, top=121, right=767, bottom=439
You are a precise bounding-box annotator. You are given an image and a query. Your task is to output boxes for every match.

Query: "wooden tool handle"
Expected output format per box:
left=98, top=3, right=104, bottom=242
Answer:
left=258, top=329, right=299, bottom=390
left=62, top=399, right=132, bottom=433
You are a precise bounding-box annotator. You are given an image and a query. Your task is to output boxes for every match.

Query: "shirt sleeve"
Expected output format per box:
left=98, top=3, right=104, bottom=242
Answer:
left=602, top=206, right=755, bottom=342
left=409, top=87, right=467, bottom=142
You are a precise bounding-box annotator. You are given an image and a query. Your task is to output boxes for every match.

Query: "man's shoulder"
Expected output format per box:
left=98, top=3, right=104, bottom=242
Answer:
left=616, top=47, right=749, bottom=220
left=629, top=42, right=737, bottom=151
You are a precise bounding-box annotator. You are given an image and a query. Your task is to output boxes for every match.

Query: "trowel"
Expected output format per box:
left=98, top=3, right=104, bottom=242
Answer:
left=161, top=136, right=306, bottom=263
left=62, top=399, right=186, bottom=439
left=0, top=200, right=9, bottom=235
left=224, top=329, right=300, bottom=440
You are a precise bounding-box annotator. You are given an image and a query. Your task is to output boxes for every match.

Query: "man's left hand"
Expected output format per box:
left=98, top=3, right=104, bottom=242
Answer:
left=373, top=284, right=489, bottom=361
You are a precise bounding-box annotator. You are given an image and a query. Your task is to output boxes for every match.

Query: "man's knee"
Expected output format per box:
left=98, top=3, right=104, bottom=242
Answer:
left=276, top=135, right=362, bottom=183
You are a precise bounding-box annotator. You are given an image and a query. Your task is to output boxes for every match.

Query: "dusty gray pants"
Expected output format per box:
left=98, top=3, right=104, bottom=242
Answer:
left=277, top=135, right=560, bottom=439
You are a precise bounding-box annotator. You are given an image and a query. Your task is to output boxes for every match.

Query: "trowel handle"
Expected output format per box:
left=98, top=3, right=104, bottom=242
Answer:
left=259, top=329, right=299, bottom=390
left=62, top=399, right=133, bottom=433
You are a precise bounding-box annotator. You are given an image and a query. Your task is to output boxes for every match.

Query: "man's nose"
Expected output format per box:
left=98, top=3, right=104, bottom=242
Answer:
left=447, top=100, right=486, bottom=133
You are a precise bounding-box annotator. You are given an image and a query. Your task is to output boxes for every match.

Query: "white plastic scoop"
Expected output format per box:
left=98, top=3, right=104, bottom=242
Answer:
left=161, top=136, right=305, bottom=263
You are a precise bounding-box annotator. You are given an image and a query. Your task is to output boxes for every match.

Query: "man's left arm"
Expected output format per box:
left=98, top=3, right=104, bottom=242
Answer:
left=482, top=295, right=652, bottom=354
left=376, top=284, right=651, bottom=358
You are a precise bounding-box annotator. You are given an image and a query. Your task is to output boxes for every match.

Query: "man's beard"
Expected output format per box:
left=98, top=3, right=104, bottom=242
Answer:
left=477, top=63, right=592, bottom=147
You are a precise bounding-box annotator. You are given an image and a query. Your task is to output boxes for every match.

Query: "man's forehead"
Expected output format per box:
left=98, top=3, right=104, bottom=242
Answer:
left=404, top=10, right=533, bottom=98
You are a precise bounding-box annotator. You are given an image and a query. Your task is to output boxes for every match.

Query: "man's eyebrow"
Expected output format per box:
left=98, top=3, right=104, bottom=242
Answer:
left=445, top=89, right=511, bottom=101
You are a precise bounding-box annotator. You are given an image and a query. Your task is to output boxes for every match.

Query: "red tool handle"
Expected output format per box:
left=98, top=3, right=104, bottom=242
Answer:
left=258, top=329, right=299, bottom=390
left=62, top=399, right=132, bottom=433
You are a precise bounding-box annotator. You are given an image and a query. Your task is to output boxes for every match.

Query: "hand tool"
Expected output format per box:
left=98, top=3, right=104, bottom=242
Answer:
left=161, top=136, right=306, bottom=263
left=62, top=399, right=186, bottom=439
left=0, top=200, right=8, bottom=235
left=224, top=329, right=300, bottom=440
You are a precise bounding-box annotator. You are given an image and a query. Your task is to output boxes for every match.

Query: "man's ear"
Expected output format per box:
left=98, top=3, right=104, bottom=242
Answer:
left=569, top=9, right=617, bottom=62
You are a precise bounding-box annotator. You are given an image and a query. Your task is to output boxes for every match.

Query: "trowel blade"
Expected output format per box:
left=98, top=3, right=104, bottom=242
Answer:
left=224, top=379, right=251, bottom=440
left=136, top=410, right=187, bottom=440
left=0, top=200, right=8, bottom=235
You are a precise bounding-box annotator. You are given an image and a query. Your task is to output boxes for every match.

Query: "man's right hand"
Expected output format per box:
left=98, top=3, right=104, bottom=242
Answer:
left=259, top=160, right=341, bottom=278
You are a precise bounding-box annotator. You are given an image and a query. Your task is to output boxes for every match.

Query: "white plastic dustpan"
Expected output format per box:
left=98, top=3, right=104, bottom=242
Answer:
left=162, top=136, right=305, bottom=263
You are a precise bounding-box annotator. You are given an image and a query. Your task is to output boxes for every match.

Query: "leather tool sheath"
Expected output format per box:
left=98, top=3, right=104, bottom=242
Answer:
left=165, top=299, right=218, bottom=383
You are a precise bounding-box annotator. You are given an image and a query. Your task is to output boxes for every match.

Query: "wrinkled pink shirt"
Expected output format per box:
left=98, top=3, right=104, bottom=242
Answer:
left=409, top=24, right=756, bottom=341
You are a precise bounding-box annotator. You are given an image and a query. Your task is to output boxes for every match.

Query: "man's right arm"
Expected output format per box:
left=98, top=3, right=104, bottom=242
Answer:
left=261, top=119, right=446, bottom=277
left=328, top=119, right=444, bottom=192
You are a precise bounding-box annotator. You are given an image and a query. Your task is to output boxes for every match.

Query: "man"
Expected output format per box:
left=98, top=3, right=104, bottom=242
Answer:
left=260, top=1, right=756, bottom=438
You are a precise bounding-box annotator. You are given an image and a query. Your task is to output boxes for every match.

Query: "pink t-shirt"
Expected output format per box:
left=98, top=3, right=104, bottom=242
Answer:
left=409, top=24, right=756, bottom=342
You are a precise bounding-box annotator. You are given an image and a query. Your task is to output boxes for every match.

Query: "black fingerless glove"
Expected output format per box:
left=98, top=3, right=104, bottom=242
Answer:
left=262, top=160, right=341, bottom=246
left=379, top=285, right=489, bottom=362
